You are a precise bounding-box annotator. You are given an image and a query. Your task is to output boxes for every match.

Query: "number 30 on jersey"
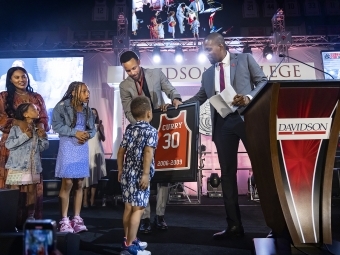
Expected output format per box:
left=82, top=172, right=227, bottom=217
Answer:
left=155, top=111, right=192, bottom=170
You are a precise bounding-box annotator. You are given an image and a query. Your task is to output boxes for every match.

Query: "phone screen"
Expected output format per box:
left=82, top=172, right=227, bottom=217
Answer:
left=24, top=220, right=56, bottom=255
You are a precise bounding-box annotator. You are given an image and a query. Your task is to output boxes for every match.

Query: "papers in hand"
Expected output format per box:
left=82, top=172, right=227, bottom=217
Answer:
left=209, top=86, right=238, bottom=118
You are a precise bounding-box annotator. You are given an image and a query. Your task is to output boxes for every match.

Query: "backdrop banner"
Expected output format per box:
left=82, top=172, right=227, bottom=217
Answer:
left=108, top=62, right=316, bottom=85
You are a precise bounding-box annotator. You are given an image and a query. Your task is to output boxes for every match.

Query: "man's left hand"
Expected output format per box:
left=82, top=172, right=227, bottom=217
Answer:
left=160, top=104, right=171, bottom=111
left=172, top=98, right=183, bottom=109
left=232, top=94, right=250, bottom=107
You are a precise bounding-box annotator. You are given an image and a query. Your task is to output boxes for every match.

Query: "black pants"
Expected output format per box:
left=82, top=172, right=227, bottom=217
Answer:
left=213, top=112, right=248, bottom=227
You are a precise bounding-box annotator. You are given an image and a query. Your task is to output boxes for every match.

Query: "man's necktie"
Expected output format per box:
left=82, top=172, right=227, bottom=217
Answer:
left=219, top=62, right=225, bottom=92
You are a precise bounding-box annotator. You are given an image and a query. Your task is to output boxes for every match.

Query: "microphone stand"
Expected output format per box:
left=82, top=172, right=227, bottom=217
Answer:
left=268, top=56, right=286, bottom=81
left=279, top=54, right=335, bottom=79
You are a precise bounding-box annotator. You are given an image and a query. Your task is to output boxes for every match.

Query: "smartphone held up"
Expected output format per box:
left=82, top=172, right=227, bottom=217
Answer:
left=24, top=219, right=57, bottom=255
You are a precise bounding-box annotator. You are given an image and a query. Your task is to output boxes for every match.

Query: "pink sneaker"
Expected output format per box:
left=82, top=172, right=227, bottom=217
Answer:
left=59, top=218, right=74, bottom=233
left=71, top=216, right=88, bottom=233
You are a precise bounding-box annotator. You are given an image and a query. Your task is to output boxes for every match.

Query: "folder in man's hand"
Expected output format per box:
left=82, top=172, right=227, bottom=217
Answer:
left=209, top=86, right=238, bottom=118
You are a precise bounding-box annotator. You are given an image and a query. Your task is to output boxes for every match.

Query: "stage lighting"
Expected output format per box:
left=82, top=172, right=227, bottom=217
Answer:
left=263, top=43, right=273, bottom=60
left=242, top=43, right=252, bottom=54
left=152, top=47, right=161, bottom=63
left=174, top=47, right=184, bottom=63
left=209, top=173, right=221, bottom=189
left=197, top=46, right=206, bottom=62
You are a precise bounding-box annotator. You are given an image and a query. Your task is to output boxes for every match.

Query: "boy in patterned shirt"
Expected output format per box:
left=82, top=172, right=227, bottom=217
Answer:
left=117, top=96, right=158, bottom=255
left=191, top=16, right=200, bottom=39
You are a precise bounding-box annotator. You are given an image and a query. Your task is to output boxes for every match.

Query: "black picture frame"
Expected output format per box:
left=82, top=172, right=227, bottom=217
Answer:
left=320, top=50, right=340, bottom=80
left=151, top=102, right=199, bottom=183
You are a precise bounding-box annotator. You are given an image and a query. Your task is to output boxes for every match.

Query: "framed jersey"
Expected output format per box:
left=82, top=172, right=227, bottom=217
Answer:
left=151, top=102, right=199, bottom=183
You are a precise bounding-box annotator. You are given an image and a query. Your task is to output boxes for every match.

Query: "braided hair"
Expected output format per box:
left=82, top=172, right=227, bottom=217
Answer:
left=59, top=81, right=90, bottom=128
left=5, top=67, right=34, bottom=117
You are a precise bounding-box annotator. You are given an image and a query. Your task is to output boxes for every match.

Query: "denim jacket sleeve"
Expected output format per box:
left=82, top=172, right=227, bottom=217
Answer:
left=51, top=102, right=77, bottom=137
left=5, top=126, right=30, bottom=150
left=87, top=110, right=96, bottom=139
left=38, top=137, right=49, bottom=152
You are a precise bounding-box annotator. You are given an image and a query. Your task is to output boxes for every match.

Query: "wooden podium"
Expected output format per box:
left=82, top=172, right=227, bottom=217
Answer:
left=242, top=80, right=340, bottom=247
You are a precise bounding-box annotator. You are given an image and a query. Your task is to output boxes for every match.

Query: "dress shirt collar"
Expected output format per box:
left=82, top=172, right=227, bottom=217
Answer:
left=215, top=51, right=230, bottom=68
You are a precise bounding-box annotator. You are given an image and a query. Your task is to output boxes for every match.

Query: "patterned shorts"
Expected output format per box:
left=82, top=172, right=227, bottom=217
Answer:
left=120, top=175, right=150, bottom=207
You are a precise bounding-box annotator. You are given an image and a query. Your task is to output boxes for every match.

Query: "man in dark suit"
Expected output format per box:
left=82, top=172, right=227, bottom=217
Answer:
left=186, top=32, right=267, bottom=239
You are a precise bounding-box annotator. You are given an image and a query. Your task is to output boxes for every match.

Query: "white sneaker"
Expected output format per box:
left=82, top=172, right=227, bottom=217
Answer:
left=137, top=250, right=151, bottom=255
left=135, top=239, right=147, bottom=250
left=122, top=238, right=148, bottom=251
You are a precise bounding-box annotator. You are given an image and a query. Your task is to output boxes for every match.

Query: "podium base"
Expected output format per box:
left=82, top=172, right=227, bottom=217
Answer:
left=252, top=238, right=340, bottom=255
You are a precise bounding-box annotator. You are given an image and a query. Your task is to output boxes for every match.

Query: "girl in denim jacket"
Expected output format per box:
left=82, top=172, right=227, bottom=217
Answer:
left=5, top=103, right=49, bottom=221
left=52, top=81, right=95, bottom=233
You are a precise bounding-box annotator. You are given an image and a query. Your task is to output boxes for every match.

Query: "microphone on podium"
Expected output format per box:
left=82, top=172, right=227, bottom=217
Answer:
left=279, top=53, right=334, bottom=79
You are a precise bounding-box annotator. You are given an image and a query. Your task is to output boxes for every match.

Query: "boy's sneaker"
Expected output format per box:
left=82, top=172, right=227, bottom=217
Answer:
left=134, top=238, right=147, bottom=250
left=121, top=243, right=151, bottom=255
left=122, top=237, right=147, bottom=250
left=71, top=216, right=88, bottom=233
left=59, top=218, right=74, bottom=233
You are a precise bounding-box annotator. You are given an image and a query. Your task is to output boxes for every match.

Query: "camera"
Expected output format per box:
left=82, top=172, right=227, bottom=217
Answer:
left=24, top=219, right=57, bottom=255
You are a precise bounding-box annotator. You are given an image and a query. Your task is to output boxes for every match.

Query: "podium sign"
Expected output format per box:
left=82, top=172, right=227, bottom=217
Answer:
left=151, top=102, right=199, bottom=183
left=242, top=80, right=340, bottom=246
left=276, top=86, right=338, bottom=244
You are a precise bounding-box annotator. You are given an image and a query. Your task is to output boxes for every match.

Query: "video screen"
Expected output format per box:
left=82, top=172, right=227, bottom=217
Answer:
left=321, top=51, right=340, bottom=79
left=0, top=57, right=84, bottom=129
left=24, top=229, right=54, bottom=255
left=131, top=0, right=225, bottom=39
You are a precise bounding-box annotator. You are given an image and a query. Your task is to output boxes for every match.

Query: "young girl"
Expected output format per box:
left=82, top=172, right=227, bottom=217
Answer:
left=5, top=103, right=49, bottom=221
left=117, top=96, right=158, bottom=255
left=147, top=16, right=158, bottom=39
left=83, top=108, right=107, bottom=208
left=157, top=19, right=165, bottom=39
left=52, top=81, right=95, bottom=233
left=167, top=11, right=176, bottom=38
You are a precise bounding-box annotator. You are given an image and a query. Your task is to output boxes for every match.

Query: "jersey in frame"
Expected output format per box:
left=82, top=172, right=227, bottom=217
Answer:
left=155, top=110, right=192, bottom=171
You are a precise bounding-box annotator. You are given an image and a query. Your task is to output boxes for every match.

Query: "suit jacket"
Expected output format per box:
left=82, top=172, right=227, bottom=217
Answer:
left=189, top=0, right=204, bottom=12
left=185, top=52, right=267, bottom=140
left=120, top=68, right=181, bottom=124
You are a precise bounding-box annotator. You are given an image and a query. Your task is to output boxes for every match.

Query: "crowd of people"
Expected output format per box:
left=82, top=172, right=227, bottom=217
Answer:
left=0, top=31, right=273, bottom=255
left=132, top=0, right=207, bottom=39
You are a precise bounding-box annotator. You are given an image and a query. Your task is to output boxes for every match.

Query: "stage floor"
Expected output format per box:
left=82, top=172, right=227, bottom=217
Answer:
left=41, top=195, right=340, bottom=255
